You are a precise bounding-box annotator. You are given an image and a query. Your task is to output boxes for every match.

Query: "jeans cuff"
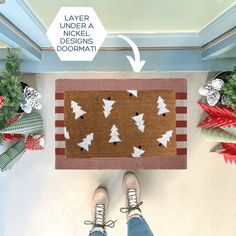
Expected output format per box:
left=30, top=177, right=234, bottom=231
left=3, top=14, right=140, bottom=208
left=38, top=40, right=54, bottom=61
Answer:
left=90, top=226, right=106, bottom=235
left=127, top=214, right=142, bottom=222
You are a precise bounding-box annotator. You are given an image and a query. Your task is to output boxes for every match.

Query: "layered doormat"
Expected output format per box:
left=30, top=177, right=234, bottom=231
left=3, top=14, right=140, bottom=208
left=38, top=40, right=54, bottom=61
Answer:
left=55, top=79, right=187, bottom=169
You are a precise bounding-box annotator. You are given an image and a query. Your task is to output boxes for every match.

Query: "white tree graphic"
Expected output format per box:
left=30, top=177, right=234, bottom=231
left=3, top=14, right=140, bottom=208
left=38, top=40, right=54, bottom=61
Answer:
left=78, top=133, right=94, bottom=151
left=71, top=100, right=86, bottom=119
left=157, top=130, right=173, bottom=148
left=132, top=113, right=145, bottom=133
left=127, top=90, right=138, bottom=97
left=103, top=98, right=115, bottom=118
left=64, top=127, right=70, bottom=139
left=157, top=96, right=169, bottom=116
left=132, top=146, right=145, bottom=157
left=109, top=124, right=121, bottom=144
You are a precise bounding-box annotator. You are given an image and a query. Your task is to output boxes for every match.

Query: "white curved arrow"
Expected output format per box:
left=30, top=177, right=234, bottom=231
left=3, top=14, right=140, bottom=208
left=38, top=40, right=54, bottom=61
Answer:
left=118, top=35, right=145, bottom=72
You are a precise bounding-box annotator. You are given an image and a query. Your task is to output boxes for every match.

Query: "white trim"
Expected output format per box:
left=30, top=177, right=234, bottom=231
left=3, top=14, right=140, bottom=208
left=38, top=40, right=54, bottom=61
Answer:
left=176, top=128, right=187, bottom=134
left=176, top=100, right=187, bottom=107
left=55, top=100, right=64, bottom=106
left=55, top=141, right=65, bottom=148
left=55, top=127, right=64, bottom=134
left=176, top=114, right=187, bottom=121
left=176, top=141, right=187, bottom=148
left=55, top=114, right=64, bottom=120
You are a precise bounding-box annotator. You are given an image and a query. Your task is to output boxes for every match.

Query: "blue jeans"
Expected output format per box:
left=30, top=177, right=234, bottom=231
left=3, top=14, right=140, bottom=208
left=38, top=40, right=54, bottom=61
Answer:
left=89, top=216, right=155, bottom=236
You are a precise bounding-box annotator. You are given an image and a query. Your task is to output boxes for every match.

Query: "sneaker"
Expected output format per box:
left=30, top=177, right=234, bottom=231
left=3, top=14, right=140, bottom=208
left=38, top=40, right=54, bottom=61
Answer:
left=120, top=172, right=143, bottom=216
left=84, top=186, right=116, bottom=230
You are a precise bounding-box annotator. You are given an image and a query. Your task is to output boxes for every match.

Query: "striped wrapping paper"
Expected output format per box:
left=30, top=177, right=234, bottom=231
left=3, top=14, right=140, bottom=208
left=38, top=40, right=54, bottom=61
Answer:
left=55, top=79, right=187, bottom=169
left=0, top=112, right=43, bottom=135
left=0, top=140, right=25, bottom=171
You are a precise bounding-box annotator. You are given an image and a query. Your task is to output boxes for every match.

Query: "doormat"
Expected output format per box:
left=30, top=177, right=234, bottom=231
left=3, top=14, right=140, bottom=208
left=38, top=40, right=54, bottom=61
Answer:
left=64, top=90, right=176, bottom=158
left=55, top=79, right=187, bottom=169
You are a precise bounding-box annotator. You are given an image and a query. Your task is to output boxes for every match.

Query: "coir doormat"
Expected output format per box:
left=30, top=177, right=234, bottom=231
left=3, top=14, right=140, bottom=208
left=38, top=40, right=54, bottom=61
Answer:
left=55, top=79, right=187, bottom=169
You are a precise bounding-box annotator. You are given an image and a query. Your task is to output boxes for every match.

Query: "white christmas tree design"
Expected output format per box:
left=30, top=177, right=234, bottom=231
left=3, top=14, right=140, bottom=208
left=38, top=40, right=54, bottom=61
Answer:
left=132, top=146, right=145, bottom=158
left=157, top=130, right=173, bottom=148
left=109, top=124, right=121, bottom=144
left=71, top=100, right=86, bottom=119
left=157, top=96, right=169, bottom=116
left=132, top=113, right=145, bottom=133
left=103, top=98, right=115, bottom=118
left=64, top=127, right=70, bottom=139
left=127, top=90, right=138, bottom=97
left=78, top=133, right=94, bottom=151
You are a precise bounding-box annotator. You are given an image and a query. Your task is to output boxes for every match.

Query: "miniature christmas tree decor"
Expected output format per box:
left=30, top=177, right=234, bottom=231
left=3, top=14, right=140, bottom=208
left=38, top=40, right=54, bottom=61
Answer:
left=71, top=100, right=86, bottom=119
left=109, top=124, right=121, bottom=144
left=132, top=146, right=145, bottom=157
left=64, top=127, right=70, bottom=139
left=78, top=133, right=94, bottom=151
left=132, top=113, right=145, bottom=133
left=103, top=98, right=115, bottom=118
left=157, top=96, right=170, bottom=116
left=197, top=102, right=236, bottom=128
left=127, top=90, right=138, bottom=97
left=201, top=127, right=236, bottom=143
left=211, top=143, right=236, bottom=165
left=157, top=130, right=173, bottom=147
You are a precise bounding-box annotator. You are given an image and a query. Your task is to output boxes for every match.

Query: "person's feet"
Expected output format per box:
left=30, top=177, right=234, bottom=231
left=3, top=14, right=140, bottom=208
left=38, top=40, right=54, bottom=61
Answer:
left=120, top=172, right=143, bottom=218
left=84, top=186, right=116, bottom=230
left=91, top=186, right=108, bottom=228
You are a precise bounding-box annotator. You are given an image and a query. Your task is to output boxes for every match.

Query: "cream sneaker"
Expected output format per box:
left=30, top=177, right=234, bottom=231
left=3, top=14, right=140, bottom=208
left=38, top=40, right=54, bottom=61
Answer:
left=120, top=172, right=143, bottom=218
left=84, top=186, right=116, bottom=230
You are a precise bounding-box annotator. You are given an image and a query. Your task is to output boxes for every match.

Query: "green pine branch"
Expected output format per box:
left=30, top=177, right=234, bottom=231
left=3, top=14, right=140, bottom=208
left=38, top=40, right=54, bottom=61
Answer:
left=0, top=49, right=23, bottom=131
left=222, top=67, right=236, bottom=109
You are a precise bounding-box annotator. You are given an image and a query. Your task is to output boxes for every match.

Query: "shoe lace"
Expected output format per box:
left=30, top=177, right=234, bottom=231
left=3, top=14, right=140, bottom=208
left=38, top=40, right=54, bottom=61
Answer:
left=120, top=189, right=143, bottom=213
left=84, top=204, right=116, bottom=229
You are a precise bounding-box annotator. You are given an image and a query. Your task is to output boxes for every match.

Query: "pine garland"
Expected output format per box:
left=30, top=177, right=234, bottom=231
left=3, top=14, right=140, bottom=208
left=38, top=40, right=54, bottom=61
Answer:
left=222, top=67, right=236, bottom=109
left=0, top=49, right=23, bottom=131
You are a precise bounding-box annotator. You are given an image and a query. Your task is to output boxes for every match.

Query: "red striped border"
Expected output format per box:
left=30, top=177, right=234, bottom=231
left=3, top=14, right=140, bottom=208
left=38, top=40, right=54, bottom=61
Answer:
left=176, top=134, right=187, bottom=141
left=55, top=79, right=187, bottom=169
left=176, top=92, right=187, bottom=99
left=176, top=120, right=187, bottom=127
left=176, top=107, right=187, bottom=113
left=55, top=93, right=64, bottom=100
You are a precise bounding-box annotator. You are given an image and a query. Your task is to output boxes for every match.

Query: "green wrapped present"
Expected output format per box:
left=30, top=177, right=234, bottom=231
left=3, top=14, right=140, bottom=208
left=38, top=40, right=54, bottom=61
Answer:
left=0, top=112, right=43, bottom=135
left=0, top=140, right=25, bottom=171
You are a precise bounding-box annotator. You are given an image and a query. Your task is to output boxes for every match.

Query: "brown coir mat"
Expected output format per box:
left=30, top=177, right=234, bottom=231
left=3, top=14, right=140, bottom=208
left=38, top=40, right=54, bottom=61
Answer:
left=55, top=79, right=187, bottom=169
left=64, top=90, right=176, bottom=158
